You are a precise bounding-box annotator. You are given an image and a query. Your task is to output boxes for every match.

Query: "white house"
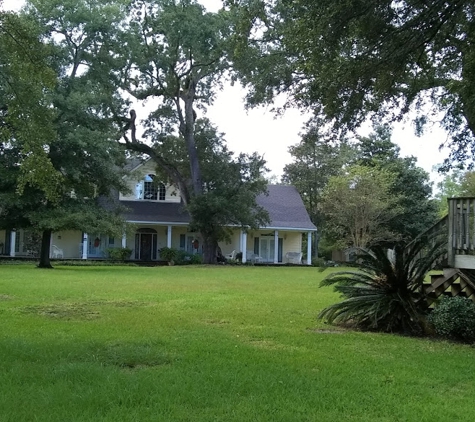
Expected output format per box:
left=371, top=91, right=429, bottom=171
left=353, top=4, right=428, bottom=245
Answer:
left=0, top=159, right=317, bottom=264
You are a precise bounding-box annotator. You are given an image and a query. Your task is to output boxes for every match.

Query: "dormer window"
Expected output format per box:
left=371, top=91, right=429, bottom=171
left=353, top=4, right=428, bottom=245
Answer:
left=135, top=174, right=166, bottom=201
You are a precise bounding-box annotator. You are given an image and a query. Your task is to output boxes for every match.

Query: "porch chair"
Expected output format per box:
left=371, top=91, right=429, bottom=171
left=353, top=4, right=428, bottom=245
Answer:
left=285, top=252, right=302, bottom=264
left=51, top=245, right=64, bottom=259
left=246, top=251, right=263, bottom=263
left=225, top=250, right=236, bottom=260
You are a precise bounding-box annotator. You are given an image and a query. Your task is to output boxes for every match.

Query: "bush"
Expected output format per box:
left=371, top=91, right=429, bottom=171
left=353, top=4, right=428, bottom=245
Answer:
left=428, top=296, right=475, bottom=343
left=106, top=247, right=132, bottom=261
left=312, top=257, right=325, bottom=267
left=189, top=254, right=202, bottom=265
left=159, top=247, right=178, bottom=263
left=318, top=236, right=446, bottom=335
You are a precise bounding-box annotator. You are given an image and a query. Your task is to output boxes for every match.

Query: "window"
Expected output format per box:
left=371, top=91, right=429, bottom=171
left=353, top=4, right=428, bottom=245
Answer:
left=144, top=175, right=157, bottom=200
left=142, top=175, right=166, bottom=201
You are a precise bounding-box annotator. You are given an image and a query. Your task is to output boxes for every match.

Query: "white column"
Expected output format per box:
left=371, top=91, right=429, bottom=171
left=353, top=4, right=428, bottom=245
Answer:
left=82, top=233, right=88, bottom=260
left=167, top=225, right=172, bottom=248
left=121, top=233, right=127, bottom=248
left=10, top=230, right=16, bottom=257
left=307, top=232, right=312, bottom=265
left=274, top=230, right=279, bottom=264
left=242, top=231, right=247, bottom=263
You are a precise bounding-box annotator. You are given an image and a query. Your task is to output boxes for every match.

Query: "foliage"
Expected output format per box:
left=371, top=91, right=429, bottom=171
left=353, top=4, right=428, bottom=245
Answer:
left=172, top=250, right=203, bottom=265
left=159, top=247, right=179, bottom=263
left=106, top=247, right=132, bottom=262
left=434, top=169, right=475, bottom=216
left=354, top=125, right=438, bottom=241
left=0, top=10, right=61, bottom=200
left=282, top=117, right=354, bottom=227
left=321, top=165, right=401, bottom=248
left=311, top=257, right=325, bottom=267
left=108, top=0, right=267, bottom=264
left=22, top=230, right=42, bottom=257
left=428, top=296, right=475, bottom=343
left=232, top=0, right=475, bottom=169
left=319, top=236, right=446, bottom=334
left=0, top=0, right=131, bottom=268
left=153, top=119, right=269, bottom=248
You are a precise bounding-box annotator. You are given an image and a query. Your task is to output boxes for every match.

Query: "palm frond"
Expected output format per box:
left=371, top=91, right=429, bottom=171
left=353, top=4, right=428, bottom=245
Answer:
left=318, top=235, right=446, bottom=334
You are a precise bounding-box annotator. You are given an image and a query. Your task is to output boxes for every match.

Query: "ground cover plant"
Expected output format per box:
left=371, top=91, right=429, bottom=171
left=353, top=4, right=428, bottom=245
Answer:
left=1, top=264, right=474, bottom=421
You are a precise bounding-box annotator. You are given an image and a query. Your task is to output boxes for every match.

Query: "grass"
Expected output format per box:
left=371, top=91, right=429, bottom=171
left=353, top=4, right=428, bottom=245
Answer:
left=0, top=264, right=474, bottom=421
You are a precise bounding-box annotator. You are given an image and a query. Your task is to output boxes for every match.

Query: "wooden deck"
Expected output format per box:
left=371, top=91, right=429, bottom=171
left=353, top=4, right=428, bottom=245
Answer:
left=421, top=197, right=475, bottom=302
left=447, top=197, right=475, bottom=269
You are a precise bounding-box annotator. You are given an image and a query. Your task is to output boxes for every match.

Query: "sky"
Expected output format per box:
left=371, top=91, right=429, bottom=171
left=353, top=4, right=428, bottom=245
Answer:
left=3, top=0, right=449, bottom=183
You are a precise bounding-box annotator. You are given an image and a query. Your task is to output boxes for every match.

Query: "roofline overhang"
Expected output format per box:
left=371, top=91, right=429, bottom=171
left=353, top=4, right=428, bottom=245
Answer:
left=126, top=220, right=189, bottom=226
left=125, top=220, right=316, bottom=232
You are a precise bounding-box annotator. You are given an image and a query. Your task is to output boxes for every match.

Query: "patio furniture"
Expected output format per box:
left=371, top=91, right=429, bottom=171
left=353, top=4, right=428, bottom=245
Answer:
left=225, top=250, right=236, bottom=260
left=51, top=245, right=64, bottom=259
left=285, top=252, right=302, bottom=264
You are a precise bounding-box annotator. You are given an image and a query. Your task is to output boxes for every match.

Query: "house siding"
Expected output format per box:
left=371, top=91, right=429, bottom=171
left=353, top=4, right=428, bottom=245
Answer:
left=120, top=160, right=180, bottom=202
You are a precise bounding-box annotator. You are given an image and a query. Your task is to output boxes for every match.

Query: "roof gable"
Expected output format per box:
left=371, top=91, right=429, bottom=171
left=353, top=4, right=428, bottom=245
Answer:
left=257, top=185, right=316, bottom=231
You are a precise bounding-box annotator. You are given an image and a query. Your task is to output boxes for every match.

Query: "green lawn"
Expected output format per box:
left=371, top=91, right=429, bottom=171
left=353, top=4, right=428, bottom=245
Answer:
left=0, top=264, right=474, bottom=421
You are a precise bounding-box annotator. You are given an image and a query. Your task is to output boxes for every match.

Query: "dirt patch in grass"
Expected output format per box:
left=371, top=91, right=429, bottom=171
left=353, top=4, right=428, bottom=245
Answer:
left=204, top=319, right=230, bottom=325
left=20, top=300, right=152, bottom=320
left=90, top=342, right=172, bottom=370
left=21, top=303, right=101, bottom=320
left=0, top=294, right=13, bottom=301
left=308, top=328, right=347, bottom=334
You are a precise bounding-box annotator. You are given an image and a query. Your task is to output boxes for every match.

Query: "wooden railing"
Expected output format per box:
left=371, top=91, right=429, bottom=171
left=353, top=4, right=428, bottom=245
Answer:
left=447, top=197, right=475, bottom=268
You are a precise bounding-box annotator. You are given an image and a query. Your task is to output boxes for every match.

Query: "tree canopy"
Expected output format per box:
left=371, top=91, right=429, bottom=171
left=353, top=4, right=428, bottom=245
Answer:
left=0, top=9, right=61, bottom=200
left=353, top=125, right=438, bottom=240
left=231, top=0, right=475, bottom=169
left=321, top=165, right=401, bottom=249
left=108, top=0, right=268, bottom=263
left=0, top=0, right=131, bottom=267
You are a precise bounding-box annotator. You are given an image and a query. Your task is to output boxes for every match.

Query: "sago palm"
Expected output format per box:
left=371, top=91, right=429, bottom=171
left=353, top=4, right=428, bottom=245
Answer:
left=319, top=235, right=446, bottom=334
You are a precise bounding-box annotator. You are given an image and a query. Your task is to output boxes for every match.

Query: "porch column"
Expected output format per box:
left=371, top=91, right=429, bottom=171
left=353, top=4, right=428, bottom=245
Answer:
left=82, top=233, right=88, bottom=260
left=242, top=230, right=247, bottom=263
left=121, top=233, right=127, bottom=248
left=9, top=230, right=16, bottom=257
left=167, top=225, right=172, bottom=248
left=274, top=230, right=279, bottom=264
left=307, top=232, right=312, bottom=265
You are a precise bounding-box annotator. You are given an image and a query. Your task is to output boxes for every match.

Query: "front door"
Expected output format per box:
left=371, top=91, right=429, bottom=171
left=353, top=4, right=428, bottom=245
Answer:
left=140, top=234, right=153, bottom=261
left=135, top=229, right=158, bottom=261
left=257, top=237, right=283, bottom=263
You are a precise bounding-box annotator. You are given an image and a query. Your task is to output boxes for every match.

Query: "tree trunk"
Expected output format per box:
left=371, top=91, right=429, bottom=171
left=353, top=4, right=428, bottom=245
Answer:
left=38, top=229, right=53, bottom=269
left=202, top=235, right=218, bottom=264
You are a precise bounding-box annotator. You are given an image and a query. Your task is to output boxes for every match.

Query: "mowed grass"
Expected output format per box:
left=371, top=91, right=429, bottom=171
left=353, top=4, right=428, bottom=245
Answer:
left=0, top=265, right=474, bottom=422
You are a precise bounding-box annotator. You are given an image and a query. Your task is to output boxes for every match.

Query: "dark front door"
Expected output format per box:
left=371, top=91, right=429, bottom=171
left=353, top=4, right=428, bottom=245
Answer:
left=140, top=234, right=153, bottom=261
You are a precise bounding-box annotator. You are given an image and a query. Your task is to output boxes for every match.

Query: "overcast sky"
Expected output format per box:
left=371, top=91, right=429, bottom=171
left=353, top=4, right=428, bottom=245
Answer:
left=3, top=0, right=449, bottom=182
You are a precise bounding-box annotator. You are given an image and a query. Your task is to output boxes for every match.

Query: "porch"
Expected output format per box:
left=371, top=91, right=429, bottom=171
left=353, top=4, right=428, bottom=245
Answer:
left=420, top=197, right=475, bottom=302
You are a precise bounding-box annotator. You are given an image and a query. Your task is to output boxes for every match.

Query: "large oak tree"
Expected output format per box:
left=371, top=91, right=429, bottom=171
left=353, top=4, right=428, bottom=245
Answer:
left=231, top=0, right=475, bottom=169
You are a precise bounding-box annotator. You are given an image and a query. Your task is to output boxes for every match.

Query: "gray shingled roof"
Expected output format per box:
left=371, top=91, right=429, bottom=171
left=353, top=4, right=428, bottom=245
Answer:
left=118, top=184, right=316, bottom=231
left=121, top=200, right=190, bottom=224
left=256, top=185, right=317, bottom=231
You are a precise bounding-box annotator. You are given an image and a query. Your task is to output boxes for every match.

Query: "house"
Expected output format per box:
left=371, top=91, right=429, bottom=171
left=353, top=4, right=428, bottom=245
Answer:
left=0, top=159, right=317, bottom=264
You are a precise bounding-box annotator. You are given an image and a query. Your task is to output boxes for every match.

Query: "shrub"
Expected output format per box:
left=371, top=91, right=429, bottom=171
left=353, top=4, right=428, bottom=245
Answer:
left=318, top=235, right=446, bottom=335
left=159, top=247, right=178, bottom=263
left=312, top=257, right=325, bottom=267
left=106, top=247, right=132, bottom=261
left=190, top=254, right=203, bottom=265
left=428, top=296, right=475, bottom=343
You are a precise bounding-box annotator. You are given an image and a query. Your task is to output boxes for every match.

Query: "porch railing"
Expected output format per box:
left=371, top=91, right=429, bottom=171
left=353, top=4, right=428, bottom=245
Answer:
left=447, top=197, right=475, bottom=267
